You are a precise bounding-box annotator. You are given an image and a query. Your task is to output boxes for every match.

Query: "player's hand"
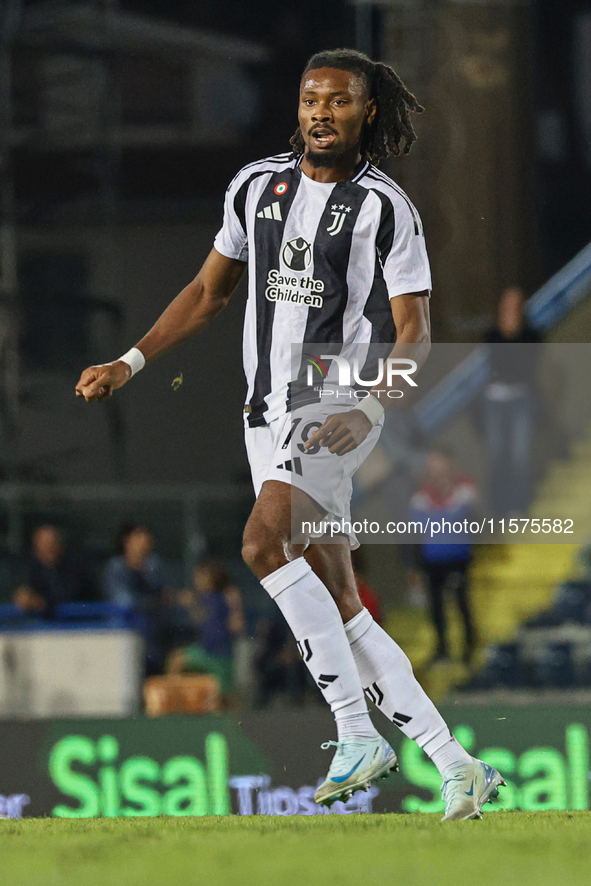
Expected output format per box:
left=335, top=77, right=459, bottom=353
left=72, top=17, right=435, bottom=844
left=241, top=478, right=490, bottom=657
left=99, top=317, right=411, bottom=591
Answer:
left=303, top=409, right=372, bottom=456
left=75, top=360, right=131, bottom=402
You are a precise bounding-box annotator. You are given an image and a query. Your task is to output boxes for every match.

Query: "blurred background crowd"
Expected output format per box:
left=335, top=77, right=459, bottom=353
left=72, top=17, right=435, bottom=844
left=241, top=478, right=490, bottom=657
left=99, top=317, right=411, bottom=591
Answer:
left=1, top=0, right=591, bottom=718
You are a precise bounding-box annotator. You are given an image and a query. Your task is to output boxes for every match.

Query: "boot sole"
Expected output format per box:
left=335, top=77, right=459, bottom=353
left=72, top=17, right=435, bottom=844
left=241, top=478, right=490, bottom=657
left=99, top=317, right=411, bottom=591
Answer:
left=315, top=755, right=399, bottom=807
left=442, top=775, right=507, bottom=822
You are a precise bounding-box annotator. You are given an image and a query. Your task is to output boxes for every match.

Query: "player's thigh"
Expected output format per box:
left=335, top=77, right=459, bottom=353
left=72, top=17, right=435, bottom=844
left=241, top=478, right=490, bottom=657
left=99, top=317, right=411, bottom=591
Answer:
left=243, top=479, right=327, bottom=549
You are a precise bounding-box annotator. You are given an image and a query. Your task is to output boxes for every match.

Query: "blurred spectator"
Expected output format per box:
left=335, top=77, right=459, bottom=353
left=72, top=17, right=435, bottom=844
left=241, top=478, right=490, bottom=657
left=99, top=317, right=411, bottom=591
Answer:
left=579, top=542, right=591, bottom=582
left=12, top=524, right=96, bottom=616
left=103, top=523, right=168, bottom=609
left=103, top=523, right=172, bottom=674
left=483, top=286, right=543, bottom=516
left=409, top=449, right=477, bottom=664
left=166, top=559, right=244, bottom=703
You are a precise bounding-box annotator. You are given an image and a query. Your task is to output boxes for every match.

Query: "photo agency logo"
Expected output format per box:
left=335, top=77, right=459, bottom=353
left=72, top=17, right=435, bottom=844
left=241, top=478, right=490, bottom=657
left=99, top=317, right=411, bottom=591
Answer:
left=303, top=353, right=328, bottom=380
left=304, top=353, right=418, bottom=401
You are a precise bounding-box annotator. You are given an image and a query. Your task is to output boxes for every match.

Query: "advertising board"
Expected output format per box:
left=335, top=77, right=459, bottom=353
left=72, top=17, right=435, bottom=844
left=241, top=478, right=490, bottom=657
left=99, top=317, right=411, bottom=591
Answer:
left=0, top=706, right=588, bottom=818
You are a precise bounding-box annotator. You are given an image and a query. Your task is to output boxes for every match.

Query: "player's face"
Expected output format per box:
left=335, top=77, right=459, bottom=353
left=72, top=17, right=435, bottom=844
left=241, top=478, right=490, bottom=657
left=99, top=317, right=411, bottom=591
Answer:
left=298, top=67, right=376, bottom=168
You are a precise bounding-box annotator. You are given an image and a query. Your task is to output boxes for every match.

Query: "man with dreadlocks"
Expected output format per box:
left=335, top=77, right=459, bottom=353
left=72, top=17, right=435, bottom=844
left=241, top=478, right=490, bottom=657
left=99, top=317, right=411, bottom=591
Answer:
left=76, top=49, right=504, bottom=820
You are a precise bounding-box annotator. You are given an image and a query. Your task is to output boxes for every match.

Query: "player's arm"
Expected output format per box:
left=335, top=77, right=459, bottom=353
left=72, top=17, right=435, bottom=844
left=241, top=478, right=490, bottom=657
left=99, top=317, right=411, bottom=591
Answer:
left=75, top=249, right=246, bottom=402
left=388, top=290, right=430, bottom=349
left=304, top=290, right=431, bottom=455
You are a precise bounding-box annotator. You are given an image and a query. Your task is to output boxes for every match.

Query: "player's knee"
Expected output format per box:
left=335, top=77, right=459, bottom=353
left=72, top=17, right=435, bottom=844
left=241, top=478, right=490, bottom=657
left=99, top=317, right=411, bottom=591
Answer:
left=241, top=530, right=278, bottom=577
left=242, top=541, right=282, bottom=579
left=242, top=530, right=300, bottom=580
left=241, top=537, right=262, bottom=573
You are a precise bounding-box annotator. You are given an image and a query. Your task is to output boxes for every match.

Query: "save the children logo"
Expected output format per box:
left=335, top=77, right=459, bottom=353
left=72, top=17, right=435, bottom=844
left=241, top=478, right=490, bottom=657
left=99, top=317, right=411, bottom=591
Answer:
left=264, top=237, right=325, bottom=307
left=265, top=268, right=325, bottom=308
left=282, top=237, right=312, bottom=271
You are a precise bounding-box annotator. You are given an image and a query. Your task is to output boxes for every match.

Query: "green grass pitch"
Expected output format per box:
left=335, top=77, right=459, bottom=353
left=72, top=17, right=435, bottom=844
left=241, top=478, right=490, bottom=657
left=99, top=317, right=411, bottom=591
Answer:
left=2, top=812, right=590, bottom=886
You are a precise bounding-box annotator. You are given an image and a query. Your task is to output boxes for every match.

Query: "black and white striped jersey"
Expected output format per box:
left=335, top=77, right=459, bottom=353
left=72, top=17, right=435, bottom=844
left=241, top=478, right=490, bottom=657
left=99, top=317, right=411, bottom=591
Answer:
left=213, top=152, right=431, bottom=428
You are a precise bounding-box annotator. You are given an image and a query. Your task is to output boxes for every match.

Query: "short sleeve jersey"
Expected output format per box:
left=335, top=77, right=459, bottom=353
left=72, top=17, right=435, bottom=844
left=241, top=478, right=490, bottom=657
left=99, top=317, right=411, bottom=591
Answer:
left=214, top=153, right=431, bottom=427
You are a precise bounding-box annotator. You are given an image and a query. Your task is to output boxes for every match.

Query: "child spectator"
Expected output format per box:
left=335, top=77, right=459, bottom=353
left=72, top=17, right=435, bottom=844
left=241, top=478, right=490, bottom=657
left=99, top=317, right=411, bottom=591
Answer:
left=166, top=559, right=244, bottom=703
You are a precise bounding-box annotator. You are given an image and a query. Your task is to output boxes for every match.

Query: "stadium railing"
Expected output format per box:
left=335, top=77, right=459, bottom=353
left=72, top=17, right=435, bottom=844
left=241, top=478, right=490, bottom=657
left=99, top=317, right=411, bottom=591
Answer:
left=0, top=602, right=137, bottom=632
left=413, top=240, right=591, bottom=436
left=0, top=481, right=253, bottom=571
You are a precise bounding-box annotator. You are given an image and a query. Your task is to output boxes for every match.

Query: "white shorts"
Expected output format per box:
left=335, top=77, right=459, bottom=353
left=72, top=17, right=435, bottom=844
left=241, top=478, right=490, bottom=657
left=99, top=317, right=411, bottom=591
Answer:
left=244, top=403, right=383, bottom=547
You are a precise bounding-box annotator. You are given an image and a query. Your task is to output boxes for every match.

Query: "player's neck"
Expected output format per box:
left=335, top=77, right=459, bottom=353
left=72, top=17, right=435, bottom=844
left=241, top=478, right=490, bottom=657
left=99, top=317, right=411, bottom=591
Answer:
left=300, top=149, right=363, bottom=183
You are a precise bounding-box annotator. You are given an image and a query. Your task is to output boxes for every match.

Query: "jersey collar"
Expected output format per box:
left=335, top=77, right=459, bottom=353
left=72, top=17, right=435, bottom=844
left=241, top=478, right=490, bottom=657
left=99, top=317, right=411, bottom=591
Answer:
left=296, top=155, right=371, bottom=185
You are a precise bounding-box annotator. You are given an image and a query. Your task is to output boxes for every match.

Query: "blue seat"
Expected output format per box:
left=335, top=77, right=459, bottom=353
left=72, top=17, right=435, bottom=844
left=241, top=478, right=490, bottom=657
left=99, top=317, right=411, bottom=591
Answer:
left=0, top=602, right=137, bottom=632
left=530, top=642, right=576, bottom=688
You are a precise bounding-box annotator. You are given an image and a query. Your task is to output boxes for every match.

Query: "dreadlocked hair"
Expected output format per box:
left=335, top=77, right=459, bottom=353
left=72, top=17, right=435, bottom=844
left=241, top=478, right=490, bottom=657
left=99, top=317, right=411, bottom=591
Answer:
left=290, top=48, right=424, bottom=164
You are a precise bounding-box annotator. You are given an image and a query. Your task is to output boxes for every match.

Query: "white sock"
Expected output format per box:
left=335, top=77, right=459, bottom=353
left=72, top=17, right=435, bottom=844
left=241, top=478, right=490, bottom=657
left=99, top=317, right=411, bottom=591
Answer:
left=336, top=712, right=378, bottom=740
left=430, top=737, right=473, bottom=776
left=261, top=559, right=378, bottom=740
left=345, top=608, right=470, bottom=772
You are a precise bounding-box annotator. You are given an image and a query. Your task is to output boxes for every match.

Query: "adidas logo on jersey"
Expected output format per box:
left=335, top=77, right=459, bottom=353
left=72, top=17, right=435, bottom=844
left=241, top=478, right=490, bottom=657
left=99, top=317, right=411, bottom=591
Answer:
left=275, top=457, right=302, bottom=475
left=257, top=202, right=282, bottom=221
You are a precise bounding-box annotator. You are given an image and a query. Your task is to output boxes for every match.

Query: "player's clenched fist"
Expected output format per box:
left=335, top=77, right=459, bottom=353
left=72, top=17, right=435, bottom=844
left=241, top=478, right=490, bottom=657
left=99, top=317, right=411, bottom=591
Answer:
left=75, top=361, right=131, bottom=402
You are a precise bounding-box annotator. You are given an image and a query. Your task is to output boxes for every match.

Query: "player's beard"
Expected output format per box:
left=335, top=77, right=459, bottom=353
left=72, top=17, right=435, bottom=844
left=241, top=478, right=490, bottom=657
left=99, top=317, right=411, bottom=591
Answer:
left=305, top=148, right=342, bottom=168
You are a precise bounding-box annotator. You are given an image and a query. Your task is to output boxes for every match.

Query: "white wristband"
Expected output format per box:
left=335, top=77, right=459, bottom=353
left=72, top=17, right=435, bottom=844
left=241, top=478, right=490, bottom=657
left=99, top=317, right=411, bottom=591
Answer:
left=355, top=394, right=385, bottom=427
left=118, top=347, right=146, bottom=377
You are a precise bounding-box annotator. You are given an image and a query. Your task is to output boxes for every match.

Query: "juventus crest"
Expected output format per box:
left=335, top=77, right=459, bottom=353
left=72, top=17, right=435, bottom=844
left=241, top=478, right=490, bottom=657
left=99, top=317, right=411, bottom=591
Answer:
left=327, top=204, right=352, bottom=236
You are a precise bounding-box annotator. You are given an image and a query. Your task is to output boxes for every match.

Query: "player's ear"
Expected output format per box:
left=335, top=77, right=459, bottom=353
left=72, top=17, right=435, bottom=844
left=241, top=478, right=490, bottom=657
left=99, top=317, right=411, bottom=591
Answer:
left=366, top=98, right=377, bottom=126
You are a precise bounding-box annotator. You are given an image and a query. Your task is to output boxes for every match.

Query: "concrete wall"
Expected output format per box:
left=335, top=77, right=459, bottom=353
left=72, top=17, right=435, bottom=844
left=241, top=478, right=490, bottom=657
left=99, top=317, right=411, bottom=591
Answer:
left=379, top=0, right=539, bottom=340
left=18, top=221, right=249, bottom=485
